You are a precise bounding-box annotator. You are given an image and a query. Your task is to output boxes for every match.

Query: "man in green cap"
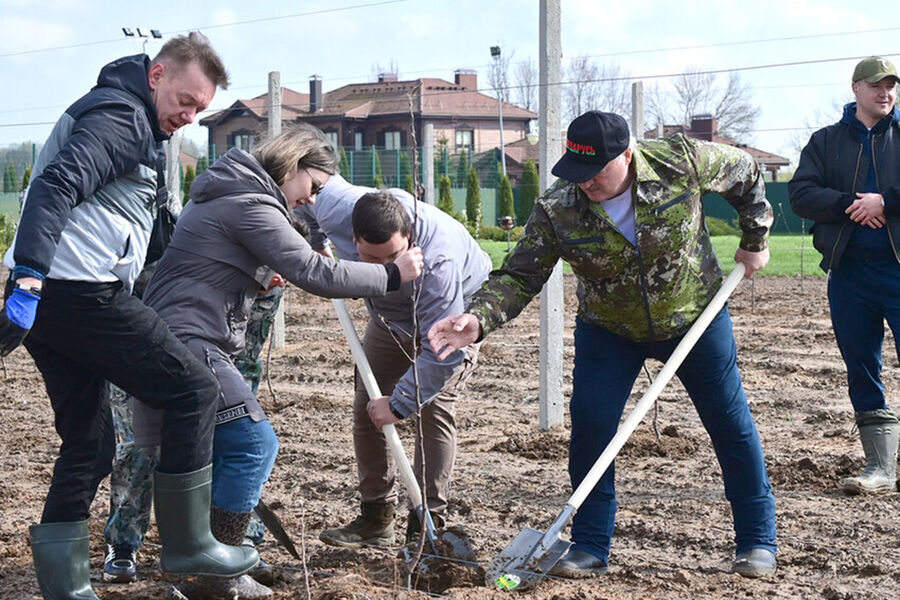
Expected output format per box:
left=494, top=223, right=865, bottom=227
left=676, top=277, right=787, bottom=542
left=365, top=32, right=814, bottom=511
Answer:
left=790, top=56, right=900, bottom=495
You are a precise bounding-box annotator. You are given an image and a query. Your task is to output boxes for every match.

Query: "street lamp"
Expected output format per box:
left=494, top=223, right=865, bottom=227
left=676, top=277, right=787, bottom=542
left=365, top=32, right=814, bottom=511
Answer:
left=123, top=26, right=163, bottom=53
left=490, top=45, right=507, bottom=178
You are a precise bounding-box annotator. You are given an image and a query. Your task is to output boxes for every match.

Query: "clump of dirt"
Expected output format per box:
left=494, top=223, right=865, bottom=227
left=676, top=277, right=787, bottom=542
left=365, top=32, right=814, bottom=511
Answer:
left=490, top=430, right=569, bottom=460
left=620, top=427, right=701, bottom=458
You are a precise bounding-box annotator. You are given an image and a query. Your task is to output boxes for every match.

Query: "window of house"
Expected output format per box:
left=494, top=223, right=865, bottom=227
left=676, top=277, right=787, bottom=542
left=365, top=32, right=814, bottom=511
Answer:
left=384, top=130, right=401, bottom=150
left=455, top=130, right=473, bottom=150
left=232, top=133, right=256, bottom=152
left=324, top=130, right=339, bottom=148
left=354, top=132, right=364, bottom=151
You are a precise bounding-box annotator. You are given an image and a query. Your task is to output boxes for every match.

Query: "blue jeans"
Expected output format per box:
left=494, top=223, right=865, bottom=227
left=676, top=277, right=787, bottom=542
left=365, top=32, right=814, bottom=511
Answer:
left=569, top=306, right=776, bottom=563
left=828, top=256, right=900, bottom=414
left=211, top=416, right=279, bottom=514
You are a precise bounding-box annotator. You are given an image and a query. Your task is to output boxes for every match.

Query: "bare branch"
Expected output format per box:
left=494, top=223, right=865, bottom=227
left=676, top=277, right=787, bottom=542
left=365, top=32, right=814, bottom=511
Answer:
left=513, top=59, right=538, bottom=112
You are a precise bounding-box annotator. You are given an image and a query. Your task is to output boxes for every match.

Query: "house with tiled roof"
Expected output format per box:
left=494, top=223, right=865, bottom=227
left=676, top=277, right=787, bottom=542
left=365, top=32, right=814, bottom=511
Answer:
left=200, top=70, right=537, bottom=174
left=644, top=114, right=790, bottom=180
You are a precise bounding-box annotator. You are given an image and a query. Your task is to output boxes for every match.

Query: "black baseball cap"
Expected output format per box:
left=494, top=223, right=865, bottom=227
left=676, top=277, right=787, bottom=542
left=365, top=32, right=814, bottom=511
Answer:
left=552, top=111, right=630, bottom=183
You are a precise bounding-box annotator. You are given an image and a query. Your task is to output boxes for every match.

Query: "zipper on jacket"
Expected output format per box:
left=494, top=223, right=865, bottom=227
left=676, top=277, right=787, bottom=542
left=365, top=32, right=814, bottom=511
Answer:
left=827, top=143, right=863, bottom=273
left=633, top=247, right=657, bottom=339
left=871, top=132, right=900, bottom=265
left=653, top=192, right=690, bottom=215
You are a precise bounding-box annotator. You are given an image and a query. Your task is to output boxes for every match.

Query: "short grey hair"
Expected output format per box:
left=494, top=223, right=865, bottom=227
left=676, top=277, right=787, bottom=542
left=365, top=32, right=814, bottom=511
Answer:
left=251, top=123, right=339, bottom=186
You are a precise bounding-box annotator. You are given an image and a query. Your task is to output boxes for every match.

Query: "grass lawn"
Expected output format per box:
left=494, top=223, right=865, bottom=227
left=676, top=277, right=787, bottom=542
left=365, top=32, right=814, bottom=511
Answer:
left=478, top=234, right=825, bottom=277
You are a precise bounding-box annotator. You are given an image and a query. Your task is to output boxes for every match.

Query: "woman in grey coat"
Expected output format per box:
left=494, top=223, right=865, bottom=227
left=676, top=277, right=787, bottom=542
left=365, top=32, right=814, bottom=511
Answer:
left=135, top=124, right=422, bottom=596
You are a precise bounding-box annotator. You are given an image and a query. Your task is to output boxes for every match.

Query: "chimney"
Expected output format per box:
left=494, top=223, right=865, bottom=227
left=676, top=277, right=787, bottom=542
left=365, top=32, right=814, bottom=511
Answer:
left=690, top=114, right=716, bottom=141
left=378, top=72, right=398, bottom=83
left=309, top=75, right=323, bottom=113
left=454, top=69, right=477, bottom=90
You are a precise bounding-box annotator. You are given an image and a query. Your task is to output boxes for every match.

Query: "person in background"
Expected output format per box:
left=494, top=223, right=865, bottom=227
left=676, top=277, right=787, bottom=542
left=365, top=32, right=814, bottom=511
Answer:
left=790, top=56, right=900, bottom=495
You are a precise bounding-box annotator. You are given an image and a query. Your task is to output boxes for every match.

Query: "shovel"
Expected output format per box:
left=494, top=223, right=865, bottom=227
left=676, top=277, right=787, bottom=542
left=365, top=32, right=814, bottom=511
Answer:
left=332, top=298, right=476, bottom=570
left=487, top=263, right=747, bottom=591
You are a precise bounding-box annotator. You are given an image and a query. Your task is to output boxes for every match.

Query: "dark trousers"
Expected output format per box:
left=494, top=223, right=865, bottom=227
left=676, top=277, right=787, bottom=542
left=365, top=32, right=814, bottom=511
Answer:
left=569, top=306, right=777, bottom=563
left=21, top=279, right=219, bottom=523
left=829, top=256, right=900, bottom=414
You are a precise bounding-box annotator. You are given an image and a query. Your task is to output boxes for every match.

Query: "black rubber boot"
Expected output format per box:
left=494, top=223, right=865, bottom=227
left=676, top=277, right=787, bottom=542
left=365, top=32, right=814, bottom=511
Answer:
left=29, top=520, right=100, bottom=599
left=319, top=503, right=395, bottom=548
left=153, top=465, right=259, bottom=577
left=842, top=410, right=899, bottom=495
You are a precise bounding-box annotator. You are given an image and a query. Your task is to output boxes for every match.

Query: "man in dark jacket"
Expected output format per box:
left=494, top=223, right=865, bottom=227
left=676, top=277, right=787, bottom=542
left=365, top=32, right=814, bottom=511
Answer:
left=790, top=56, right=900, bottom=496
left=0, top=33, right=260, bottom=599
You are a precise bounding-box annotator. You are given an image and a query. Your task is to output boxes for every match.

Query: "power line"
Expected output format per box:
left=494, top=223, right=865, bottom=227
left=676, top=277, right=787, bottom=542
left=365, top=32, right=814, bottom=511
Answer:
left=0, top=0, right=407, bottom=59
left=576, top=26, right=900, bottom=60
left=2, top=51, right=896, bottom=133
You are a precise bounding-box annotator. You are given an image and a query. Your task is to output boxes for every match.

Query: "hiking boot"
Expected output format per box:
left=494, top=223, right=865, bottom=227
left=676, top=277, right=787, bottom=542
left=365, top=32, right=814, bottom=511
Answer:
left=102, top=544, right=137, bottom=583
left=405, top=508, right=445, bottom=544
left=549, top=549, right=608, bottom=578
left=319, top=503, right=395, bottom=549
left=732, top=548, right=776, bottom=578
left=841, top=413, right=899, bottom=495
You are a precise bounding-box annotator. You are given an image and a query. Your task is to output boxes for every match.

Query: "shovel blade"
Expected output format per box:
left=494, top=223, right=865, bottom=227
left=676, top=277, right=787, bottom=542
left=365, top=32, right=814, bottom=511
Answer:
left=486, top=527, right=572, bottom=591
left=400, top=524, right=478, bottom=574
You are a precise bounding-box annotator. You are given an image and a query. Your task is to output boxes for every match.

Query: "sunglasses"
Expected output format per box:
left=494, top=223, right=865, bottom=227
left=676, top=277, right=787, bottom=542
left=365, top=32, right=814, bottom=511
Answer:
left=302, top=167, right=324, bottom=196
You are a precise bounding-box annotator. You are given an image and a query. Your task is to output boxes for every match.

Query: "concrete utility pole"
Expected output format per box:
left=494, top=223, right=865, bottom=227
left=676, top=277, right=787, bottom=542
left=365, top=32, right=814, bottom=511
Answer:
left=424, top=123, right=435, bottom=204
left=268, top=71, right=286, bottom=350
left=538, top=0, right=564, bottom=430
left=632, top=81, right=644, bottom=140
left=165, top=130, right=182, bottom=209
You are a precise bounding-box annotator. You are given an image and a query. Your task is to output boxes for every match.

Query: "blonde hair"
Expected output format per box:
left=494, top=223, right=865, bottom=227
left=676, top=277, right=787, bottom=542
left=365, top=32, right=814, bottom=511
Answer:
left=251, top=123, right=338, bottom=185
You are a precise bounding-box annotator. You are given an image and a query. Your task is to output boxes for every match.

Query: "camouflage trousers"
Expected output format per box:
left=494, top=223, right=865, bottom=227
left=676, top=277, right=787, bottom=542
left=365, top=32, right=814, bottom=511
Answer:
left=104, top=383, right=159, bottom=550
left=104, top=286, right=286, bottom=550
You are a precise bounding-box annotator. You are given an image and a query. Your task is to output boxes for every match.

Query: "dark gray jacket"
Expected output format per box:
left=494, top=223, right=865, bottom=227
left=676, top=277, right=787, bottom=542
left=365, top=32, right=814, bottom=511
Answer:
left=143, top=149, right=394, bottom=417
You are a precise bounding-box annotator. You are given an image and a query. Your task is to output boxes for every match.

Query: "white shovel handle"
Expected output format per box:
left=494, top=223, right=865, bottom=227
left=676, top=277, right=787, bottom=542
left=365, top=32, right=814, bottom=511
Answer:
left=567, top=263, right=747, bottom=509
left=332, top=299, right=424, bottom=508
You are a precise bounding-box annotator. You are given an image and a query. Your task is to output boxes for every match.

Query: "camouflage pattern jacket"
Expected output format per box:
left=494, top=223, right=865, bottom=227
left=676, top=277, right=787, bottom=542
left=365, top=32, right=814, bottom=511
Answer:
left=469, top=134, right=773, bottom=343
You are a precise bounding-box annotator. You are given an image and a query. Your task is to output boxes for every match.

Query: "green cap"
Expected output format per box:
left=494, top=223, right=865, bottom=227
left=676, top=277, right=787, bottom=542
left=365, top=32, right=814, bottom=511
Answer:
left=852, top=56, right=899, bottom=83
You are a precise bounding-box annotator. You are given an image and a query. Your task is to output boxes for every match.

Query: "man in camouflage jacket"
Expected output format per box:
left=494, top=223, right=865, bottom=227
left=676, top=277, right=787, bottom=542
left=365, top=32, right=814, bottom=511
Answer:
left=429, top=111, right=777, bottom=579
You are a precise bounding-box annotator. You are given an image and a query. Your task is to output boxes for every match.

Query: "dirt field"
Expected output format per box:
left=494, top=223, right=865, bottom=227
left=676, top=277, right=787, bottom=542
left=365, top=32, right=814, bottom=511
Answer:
left=3, top=272, right=900, bottom=600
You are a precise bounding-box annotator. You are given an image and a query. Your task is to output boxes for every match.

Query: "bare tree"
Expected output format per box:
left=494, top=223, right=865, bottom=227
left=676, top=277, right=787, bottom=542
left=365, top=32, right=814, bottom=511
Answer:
left=564, top=55, right=599, bottom=122
left=513, top=58, right=538, bottom=112
left=646, top=69, right=761, bottom=143
left=488, top=49, right=514, bottom=103
left=563, top=56, right=630, bottom=123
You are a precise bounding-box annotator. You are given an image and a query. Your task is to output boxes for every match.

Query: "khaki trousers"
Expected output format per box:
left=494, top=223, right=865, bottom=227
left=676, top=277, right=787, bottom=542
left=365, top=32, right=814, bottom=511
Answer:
left=353, top=319, right=479, bottom=515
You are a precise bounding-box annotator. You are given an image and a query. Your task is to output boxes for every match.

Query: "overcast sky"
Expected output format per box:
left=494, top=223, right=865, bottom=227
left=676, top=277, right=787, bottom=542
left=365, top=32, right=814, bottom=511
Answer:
left=2, top=0, right=898, bottom=165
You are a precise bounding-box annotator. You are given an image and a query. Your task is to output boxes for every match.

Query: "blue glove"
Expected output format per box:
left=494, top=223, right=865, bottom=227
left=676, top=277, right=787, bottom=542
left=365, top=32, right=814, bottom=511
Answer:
left=0, top=287, right=41, bottom=356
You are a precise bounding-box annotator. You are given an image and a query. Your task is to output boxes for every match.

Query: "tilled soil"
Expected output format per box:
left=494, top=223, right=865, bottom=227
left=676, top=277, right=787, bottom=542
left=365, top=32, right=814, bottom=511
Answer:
left=3, top=273, right=900, bottom=599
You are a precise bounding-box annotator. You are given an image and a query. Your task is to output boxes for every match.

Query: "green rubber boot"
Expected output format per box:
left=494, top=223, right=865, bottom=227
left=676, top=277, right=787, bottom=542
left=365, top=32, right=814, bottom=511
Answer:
left=842, top=410, right=899, bottom=495
left=153, top=465, right=259, bottom=577
left=29, top=520, right=100, bottom=600
left=319, top=502, right=395, bottom=548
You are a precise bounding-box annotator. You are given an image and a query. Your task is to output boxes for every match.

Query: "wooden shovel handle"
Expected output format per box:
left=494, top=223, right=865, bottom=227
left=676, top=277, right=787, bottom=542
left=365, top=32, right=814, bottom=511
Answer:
left=332, top=299, right=425, bottom=508
left=567, top=263, right=747, bottom=509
